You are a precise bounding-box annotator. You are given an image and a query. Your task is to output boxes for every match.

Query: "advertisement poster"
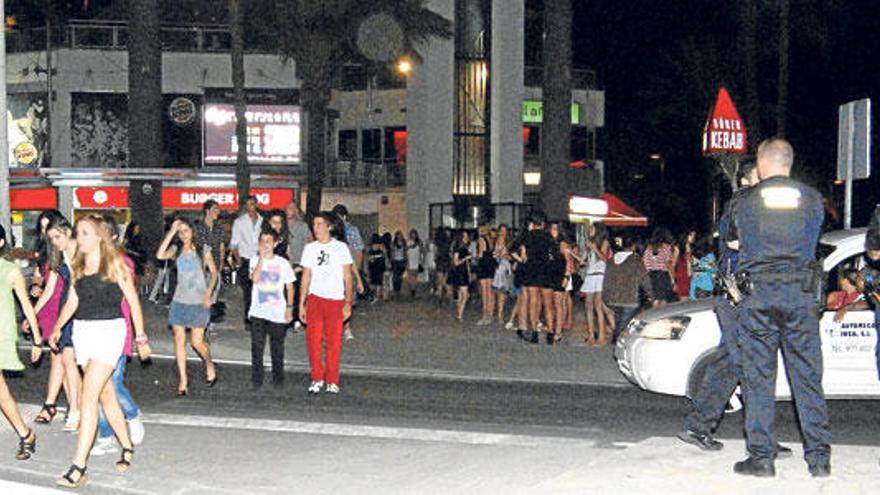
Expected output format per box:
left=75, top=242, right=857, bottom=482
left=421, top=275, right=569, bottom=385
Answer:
left=7, top=92, right=49, bottom=168
left=203, top=103, right=302, bottom=165
left=71, top=92, right=129, bottom=168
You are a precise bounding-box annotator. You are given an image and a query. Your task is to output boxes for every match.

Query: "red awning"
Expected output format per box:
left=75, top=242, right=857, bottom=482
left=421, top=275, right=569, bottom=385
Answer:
left=600, top=193, right=648, bottom=227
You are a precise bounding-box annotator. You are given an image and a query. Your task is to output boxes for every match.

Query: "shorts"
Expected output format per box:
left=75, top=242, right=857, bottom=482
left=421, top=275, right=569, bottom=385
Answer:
left=169, top=301, right=211, bottom=329
left=580, top=274, right=604, bottom=294
left=55, top=321, right=74, bottom=352
left=72, top=318, right=126, bottom=366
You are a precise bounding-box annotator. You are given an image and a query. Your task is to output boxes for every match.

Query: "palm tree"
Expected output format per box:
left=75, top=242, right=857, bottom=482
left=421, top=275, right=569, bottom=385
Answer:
left=274, top=0, right=451, bottom=215
left=230, top=0, right=249, bottom=202
left=127, top=0, right=163, bottom=251
left=776, top=0, right=790, bottom=137
left=539, top=0, right=574, bottom=220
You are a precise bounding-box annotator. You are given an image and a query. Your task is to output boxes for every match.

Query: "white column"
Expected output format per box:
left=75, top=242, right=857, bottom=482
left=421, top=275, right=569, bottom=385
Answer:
left=490, top=0, right=525, bottom=218
left=405, top=0, right=455, bottom=236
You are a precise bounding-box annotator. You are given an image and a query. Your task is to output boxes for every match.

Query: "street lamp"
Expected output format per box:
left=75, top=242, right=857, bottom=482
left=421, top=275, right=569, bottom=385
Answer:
left=650, top=153, right=665, bottom=183
left=396, top=57, right=413, bottom=76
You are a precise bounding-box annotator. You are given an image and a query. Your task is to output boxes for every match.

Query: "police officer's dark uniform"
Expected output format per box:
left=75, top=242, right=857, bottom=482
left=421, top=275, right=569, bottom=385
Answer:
left=729, top=174, right=831, bottom=477
left=678, top=183, right=750, bottom=450
left=866, top=204, right=880, bottom=377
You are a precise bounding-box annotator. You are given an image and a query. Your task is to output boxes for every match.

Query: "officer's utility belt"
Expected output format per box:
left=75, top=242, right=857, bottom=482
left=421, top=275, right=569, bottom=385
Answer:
left=738, top=270, right=820, bottom=296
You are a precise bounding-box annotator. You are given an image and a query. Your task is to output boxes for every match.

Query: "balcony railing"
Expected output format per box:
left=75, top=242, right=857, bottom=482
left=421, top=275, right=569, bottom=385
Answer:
left=6, top=20, right=249, bottom=54
left=323, top=160, right=406, bottom=189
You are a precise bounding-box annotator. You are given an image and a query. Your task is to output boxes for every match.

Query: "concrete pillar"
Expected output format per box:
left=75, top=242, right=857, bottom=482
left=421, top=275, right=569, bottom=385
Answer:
left=405, top=0, right=455, bottom=236
left=490, top=0, right=525, bottom=219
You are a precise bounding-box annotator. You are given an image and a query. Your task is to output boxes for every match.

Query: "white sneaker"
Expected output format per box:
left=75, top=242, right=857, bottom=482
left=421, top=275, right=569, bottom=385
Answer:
left=294, top=321, right=303, bottom=330
left=504, top=321, right=514, bottom=330
left=344, top=328, right=355, bottom=341
left=90, top=436, right=118, bottom=457
left=326, top=383, right=340, bottom=394
left=128, top=415, right=145, bottom=445
left=308, top=380, right=324, bottom=394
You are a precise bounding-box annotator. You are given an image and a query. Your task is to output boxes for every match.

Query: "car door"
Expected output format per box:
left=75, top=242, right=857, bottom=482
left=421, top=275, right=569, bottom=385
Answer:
left=819, top=308, right=880, bottom=397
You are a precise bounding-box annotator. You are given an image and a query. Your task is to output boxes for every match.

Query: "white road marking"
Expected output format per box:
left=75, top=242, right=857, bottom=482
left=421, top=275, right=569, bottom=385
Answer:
left=141, top=412, right=601, bottom=448
left=146, top=352, right=633, bottom=388
left=0, top=479, right=67, bottom=495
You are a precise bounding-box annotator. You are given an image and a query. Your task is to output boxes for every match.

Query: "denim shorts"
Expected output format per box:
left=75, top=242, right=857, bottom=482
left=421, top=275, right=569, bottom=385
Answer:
left=169, top=301, right=210, bottom=329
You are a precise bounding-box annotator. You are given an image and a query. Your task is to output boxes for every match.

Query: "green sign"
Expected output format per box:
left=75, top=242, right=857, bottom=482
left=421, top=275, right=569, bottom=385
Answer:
left=522, top=101, right=580, bottom=124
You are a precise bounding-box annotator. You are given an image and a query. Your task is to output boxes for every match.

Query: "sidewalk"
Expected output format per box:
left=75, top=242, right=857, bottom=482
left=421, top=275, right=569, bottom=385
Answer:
left=144, top=287, right=631, bottom=387
left=1, top=404, right=877, bottom=494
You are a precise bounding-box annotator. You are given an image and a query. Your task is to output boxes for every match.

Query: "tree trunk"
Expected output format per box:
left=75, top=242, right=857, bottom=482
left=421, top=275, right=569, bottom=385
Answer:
left=231, top=0, right=250, bottom=204
left=739, top=0, right=761, bottom=148
left=127, top=0, right=163, bottom=253
left=776, top=0, right=790, bottom=137
left=539, top=0, right=573, bottom=220
left=304, top=83, right=329, bottom=216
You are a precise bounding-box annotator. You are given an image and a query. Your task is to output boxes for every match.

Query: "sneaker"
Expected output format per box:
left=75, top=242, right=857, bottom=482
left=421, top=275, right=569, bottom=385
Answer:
left=344, top=328, right=355, bottom=341
left=504, top=321, right=515, bottom=330
left=90, top=436, right=118, bottom=457
left=326, top=383, right=340, bottom=394
left=128, top=415, right=145, bottom=445
left=308, top=380, right=324, bottom=394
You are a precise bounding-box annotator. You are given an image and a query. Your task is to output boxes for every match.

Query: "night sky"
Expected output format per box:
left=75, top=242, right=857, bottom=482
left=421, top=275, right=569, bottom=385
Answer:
left=570, top=0, right=880, bottom=233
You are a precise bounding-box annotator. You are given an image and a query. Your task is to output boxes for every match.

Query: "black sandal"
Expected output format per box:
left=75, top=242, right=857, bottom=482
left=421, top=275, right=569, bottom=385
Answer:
left=56, top=464, right=87, bottom=488
left=16, top=429, right=36, bottom=460
left=34, top=403, right=57, bottom=424
left=116, top=447, right=134, bottom=473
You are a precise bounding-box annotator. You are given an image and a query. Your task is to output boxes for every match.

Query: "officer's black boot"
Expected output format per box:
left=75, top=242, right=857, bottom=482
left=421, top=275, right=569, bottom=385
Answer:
left=808, top=463, right=831, bottom=478
left=733, top=457, right=775, bottom=477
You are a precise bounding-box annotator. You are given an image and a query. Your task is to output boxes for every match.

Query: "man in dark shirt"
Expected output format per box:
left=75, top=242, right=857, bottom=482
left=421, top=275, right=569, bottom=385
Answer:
left=196, top=200, right=226, bottom=303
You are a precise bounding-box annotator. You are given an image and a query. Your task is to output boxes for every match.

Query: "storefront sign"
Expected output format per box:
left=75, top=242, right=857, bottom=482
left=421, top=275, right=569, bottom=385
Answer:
left=702, top=87, right=748, bottom=155
left=74, top=187, right=129, bottom=209
left=203, top=104, right=302, bottom=164
left=522, top=101, right=580, bottom=125
left=162, top=188, right=294, bottom=210
left=10, top=187, right=57, bottom=210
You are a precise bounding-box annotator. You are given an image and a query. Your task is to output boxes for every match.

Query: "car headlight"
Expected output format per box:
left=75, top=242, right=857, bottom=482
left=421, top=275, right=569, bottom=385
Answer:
left=639, top=316, right=691, bottom=340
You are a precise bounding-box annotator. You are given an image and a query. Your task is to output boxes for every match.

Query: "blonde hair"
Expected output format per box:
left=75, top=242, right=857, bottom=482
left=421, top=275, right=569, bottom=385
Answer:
left=71, top=215, right=129, bottom=284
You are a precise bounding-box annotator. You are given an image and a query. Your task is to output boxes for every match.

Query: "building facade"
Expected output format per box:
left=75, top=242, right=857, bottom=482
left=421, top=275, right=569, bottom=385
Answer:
left=5, top=3, right=604, bottom=244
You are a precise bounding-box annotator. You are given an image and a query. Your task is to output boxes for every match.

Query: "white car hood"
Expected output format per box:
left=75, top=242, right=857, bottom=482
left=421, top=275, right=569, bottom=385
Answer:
left=636, top=299, right=716, bottom=322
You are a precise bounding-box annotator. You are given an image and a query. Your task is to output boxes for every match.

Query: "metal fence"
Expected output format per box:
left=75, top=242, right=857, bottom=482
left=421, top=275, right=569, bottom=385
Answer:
left=323, top=160, right=406, bottom=190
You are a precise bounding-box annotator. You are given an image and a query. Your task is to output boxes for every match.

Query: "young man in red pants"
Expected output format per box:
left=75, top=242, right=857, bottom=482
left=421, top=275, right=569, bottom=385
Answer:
left=299, top=212, right=353, bottom=394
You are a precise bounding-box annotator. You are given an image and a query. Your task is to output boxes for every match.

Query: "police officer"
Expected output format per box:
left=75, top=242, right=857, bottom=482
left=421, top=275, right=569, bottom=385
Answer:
left=678, top=161, right=790, bottom=457
left=728, top=138, right=831, bottom=478
left=866, top=204, right=880, bottom=377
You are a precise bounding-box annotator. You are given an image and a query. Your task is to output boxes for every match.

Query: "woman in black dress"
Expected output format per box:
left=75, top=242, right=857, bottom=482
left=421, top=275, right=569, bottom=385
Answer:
left=475, top=224, right=497, bottom=325
left=449, top=231, right=472, bottom=321
left=366, top=234, right=387, bottom=301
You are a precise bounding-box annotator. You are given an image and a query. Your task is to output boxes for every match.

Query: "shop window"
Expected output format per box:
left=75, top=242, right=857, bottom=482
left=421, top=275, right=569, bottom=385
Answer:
left=523, top=126, right=540, bottom=157
left=384, top=127, right=407, bottom=165
left=338, top=130, right=357, bottom=160
left=362, top=128, right=382, bottom=163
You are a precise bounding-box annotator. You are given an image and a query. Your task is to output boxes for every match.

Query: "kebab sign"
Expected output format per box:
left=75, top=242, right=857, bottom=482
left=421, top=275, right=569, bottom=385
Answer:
left=702, top=87, right=748, bottom=155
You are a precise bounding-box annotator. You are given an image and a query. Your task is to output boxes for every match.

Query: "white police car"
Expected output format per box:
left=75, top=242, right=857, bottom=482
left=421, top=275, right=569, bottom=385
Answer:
left=614, top=228, right=880, bottom=402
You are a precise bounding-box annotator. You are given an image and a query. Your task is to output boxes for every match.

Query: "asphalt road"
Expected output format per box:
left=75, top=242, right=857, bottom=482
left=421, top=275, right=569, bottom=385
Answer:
left=6, top=356, right=880, bottom=448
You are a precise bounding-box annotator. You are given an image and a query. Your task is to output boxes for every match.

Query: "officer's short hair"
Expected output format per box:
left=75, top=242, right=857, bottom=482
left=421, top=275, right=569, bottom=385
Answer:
left=757, top=138, right=794, bottom=169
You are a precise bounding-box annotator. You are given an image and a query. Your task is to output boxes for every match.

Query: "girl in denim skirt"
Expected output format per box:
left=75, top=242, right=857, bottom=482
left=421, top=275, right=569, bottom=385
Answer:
left=156, top=218, right=218, bottom=396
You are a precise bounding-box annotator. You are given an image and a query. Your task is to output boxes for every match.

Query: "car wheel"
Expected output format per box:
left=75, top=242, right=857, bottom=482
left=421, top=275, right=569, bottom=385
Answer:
left=686, top=348, right=722, bottom=399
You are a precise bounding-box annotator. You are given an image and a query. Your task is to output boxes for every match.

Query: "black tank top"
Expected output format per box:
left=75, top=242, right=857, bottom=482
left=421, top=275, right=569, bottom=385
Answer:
left=74, top=274, right=124, bottom=320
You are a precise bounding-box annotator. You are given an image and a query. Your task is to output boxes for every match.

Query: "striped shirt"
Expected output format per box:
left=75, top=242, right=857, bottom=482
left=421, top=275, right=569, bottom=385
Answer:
left=643, top=244, right=673, bottom=271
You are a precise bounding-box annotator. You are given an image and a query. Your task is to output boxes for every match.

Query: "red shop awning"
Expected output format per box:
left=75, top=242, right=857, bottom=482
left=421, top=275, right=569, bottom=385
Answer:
left=600, top=193, right=648, bottom=227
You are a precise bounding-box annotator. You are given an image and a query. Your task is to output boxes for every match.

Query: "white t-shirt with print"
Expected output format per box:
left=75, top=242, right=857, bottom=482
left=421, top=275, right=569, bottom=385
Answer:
left=248, top=255, right=296, bottom=323
left=301, top=239, right=353, bottom=300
